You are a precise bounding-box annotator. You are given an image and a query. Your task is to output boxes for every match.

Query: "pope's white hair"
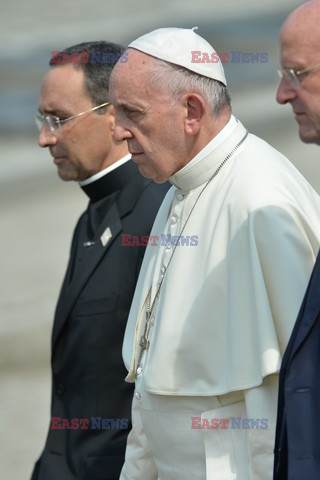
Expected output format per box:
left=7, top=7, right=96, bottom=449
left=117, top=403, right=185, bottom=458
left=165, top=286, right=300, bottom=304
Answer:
left=147, top=57, right=231, bottom=116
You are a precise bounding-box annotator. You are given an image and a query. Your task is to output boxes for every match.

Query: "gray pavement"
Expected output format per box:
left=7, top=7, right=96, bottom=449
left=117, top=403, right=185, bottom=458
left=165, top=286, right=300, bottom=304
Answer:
left=0, top=162, right=86, bottom=478
left=2, top=0, right=320, bottom=478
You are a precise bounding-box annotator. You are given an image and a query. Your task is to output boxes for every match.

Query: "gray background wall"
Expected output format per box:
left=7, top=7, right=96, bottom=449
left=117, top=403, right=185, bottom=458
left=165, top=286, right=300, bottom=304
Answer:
left=1, top=0, right=317, bottom=477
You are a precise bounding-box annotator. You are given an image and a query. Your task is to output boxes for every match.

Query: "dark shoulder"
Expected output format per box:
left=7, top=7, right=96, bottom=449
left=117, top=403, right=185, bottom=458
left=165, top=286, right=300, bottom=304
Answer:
left=130, top=178, right=170, bottom=222
left=123, top=171, right=170, bottom=210
left=140, top=179, right=171, bottom=203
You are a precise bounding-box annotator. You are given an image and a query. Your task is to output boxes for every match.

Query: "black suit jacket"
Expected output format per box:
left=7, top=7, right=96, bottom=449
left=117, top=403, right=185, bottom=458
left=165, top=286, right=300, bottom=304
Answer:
left=31, top=161, right=170, bottom=480
left=274, top=251, right=320, bottom=480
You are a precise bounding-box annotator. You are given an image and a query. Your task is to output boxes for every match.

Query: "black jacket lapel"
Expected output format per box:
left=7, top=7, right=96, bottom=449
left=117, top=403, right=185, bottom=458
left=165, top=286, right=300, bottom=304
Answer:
left=51, top=163, right=151, bottom=351
left=282, top=252, right=320, bottom=367
left=51, top=202, right=122, bottom=350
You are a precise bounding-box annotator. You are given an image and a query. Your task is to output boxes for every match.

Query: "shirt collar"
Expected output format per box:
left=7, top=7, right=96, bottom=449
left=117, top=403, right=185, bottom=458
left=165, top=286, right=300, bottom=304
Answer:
left=80, top=155, right=136, bottom=202
left=79, top=153, right=131, bottom=187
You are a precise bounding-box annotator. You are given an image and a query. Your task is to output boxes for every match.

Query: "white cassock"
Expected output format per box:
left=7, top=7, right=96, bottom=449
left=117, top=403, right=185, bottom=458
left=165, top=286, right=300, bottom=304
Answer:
left=120, top=117, right=320, bottom=480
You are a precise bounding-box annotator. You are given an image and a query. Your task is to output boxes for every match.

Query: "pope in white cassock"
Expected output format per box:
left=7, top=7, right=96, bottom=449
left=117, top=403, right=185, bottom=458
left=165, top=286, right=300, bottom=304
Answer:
left=109, top=27, right=320, bottom=479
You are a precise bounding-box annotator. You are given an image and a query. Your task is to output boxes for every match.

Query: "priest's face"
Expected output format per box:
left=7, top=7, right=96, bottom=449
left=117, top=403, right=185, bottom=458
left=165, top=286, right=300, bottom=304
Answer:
left=276, top=3, right=320, bottom=145
left=37, top=64, right=115, bottom=181
left=109, top=49, right=189, bottom=183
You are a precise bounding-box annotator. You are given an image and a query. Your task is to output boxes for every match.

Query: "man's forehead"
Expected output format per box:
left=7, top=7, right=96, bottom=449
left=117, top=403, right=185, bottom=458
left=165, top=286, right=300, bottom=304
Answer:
left=110, top=50, right=152, bottom=95
left=281, top=1, right=320, bottom=47
left=280, top=7, right=320, bottom=64
left=112, top=49, right=152, bottom=77
left=41, top=65, right=86, bottom=95
left=39, top=64, right=90, bottom=111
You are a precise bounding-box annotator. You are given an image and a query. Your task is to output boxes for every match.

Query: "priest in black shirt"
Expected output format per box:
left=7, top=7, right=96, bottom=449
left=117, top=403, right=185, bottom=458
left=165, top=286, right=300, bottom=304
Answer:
left=31, top=41, right=169, bottom=480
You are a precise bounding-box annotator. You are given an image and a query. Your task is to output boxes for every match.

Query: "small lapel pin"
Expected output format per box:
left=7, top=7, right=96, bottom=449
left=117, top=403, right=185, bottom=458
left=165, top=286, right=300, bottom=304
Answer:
left=100, top=227, right=112, bottom=247
left=83, top=241, right=95, bottom=247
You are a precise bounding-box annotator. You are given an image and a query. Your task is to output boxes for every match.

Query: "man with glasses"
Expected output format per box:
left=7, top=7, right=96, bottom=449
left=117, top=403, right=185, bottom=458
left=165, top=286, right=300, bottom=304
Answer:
left=274, top=2, right=320, bottom=479
left=30, top=41, right=169, bottom=480
left=276, top=4, right=320, bottom=145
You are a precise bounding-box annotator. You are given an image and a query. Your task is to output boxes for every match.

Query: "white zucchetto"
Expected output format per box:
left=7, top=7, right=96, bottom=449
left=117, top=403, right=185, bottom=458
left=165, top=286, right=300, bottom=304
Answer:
left=128, top=27, right=227, bottom=86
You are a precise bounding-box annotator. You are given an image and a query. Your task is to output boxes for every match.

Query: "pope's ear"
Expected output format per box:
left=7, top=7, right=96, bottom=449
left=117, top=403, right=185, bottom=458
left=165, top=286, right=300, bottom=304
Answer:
left=105, top=104, right=116, bottom=130
left=183, top=93, right=206, bottom=136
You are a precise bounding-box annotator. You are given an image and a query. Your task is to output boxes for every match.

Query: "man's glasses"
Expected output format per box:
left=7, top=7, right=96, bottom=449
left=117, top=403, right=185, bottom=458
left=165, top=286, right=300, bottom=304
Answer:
left=34, top=102, right=111, bottom=133
left=277, top=62, right=320, bottom=86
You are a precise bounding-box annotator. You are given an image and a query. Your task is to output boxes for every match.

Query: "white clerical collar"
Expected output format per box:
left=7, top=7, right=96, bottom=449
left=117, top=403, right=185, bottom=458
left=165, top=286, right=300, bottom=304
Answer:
left=79, top=153, right=131, bottom=186
left=187, top=114, right=237, bottom=167
left=171, top=115, right=237, bottom=183
left=169, top=119, right=248, bottom=192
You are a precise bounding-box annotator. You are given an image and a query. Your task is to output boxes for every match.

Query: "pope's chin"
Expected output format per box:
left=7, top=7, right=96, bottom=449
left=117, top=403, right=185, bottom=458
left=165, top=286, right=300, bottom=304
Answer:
left=298, top=124, right=320, bottom=144
left=136, top=164, right=167, bottom=184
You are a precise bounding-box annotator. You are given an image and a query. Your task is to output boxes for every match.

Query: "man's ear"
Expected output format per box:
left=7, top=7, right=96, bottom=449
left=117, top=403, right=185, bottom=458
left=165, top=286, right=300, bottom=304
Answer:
left=183, top=93, right=206, bottom=136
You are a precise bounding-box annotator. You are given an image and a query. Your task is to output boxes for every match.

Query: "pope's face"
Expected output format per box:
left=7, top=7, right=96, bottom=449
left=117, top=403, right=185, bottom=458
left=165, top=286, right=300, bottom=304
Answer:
left=109, top=49, right=188, bottom=183
left=38, top=64, right=115, bottom=181
left=276, top=10, right=320, bottom=145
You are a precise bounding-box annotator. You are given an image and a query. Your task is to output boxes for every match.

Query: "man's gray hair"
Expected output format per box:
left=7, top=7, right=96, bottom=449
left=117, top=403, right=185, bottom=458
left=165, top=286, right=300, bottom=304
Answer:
left=148, top=57, right=231, bottom=116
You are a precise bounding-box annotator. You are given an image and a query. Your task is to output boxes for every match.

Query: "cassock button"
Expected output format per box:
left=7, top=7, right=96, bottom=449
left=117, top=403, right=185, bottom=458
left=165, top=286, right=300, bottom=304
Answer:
left=135, top=392, right=142, bottom=400
left=136, top=367, right=143, bottom=376
left=171, top=216, right=177, bottom=225
left=160, top=266, right=166, bottom=275
left=177, top=193, right=183, bottom=200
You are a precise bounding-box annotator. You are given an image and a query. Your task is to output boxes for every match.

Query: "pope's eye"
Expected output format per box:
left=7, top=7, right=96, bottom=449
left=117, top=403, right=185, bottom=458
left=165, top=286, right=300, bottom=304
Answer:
left=124, top=107, right=136, bottom=114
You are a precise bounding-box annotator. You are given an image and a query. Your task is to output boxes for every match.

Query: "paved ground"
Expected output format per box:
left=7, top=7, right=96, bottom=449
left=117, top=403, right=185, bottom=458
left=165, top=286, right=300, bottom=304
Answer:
left=0, top=156, right=86, bottom=478
left=2, top=0, right=320, bottom=478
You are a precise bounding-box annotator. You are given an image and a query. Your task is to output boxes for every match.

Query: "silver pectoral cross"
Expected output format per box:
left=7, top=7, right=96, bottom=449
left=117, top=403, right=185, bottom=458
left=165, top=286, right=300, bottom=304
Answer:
left=139, top=335, right=149, bottom=351
left=138, top=310, right=151, bottom=352
left=136, top=310, right=152, bottom=373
